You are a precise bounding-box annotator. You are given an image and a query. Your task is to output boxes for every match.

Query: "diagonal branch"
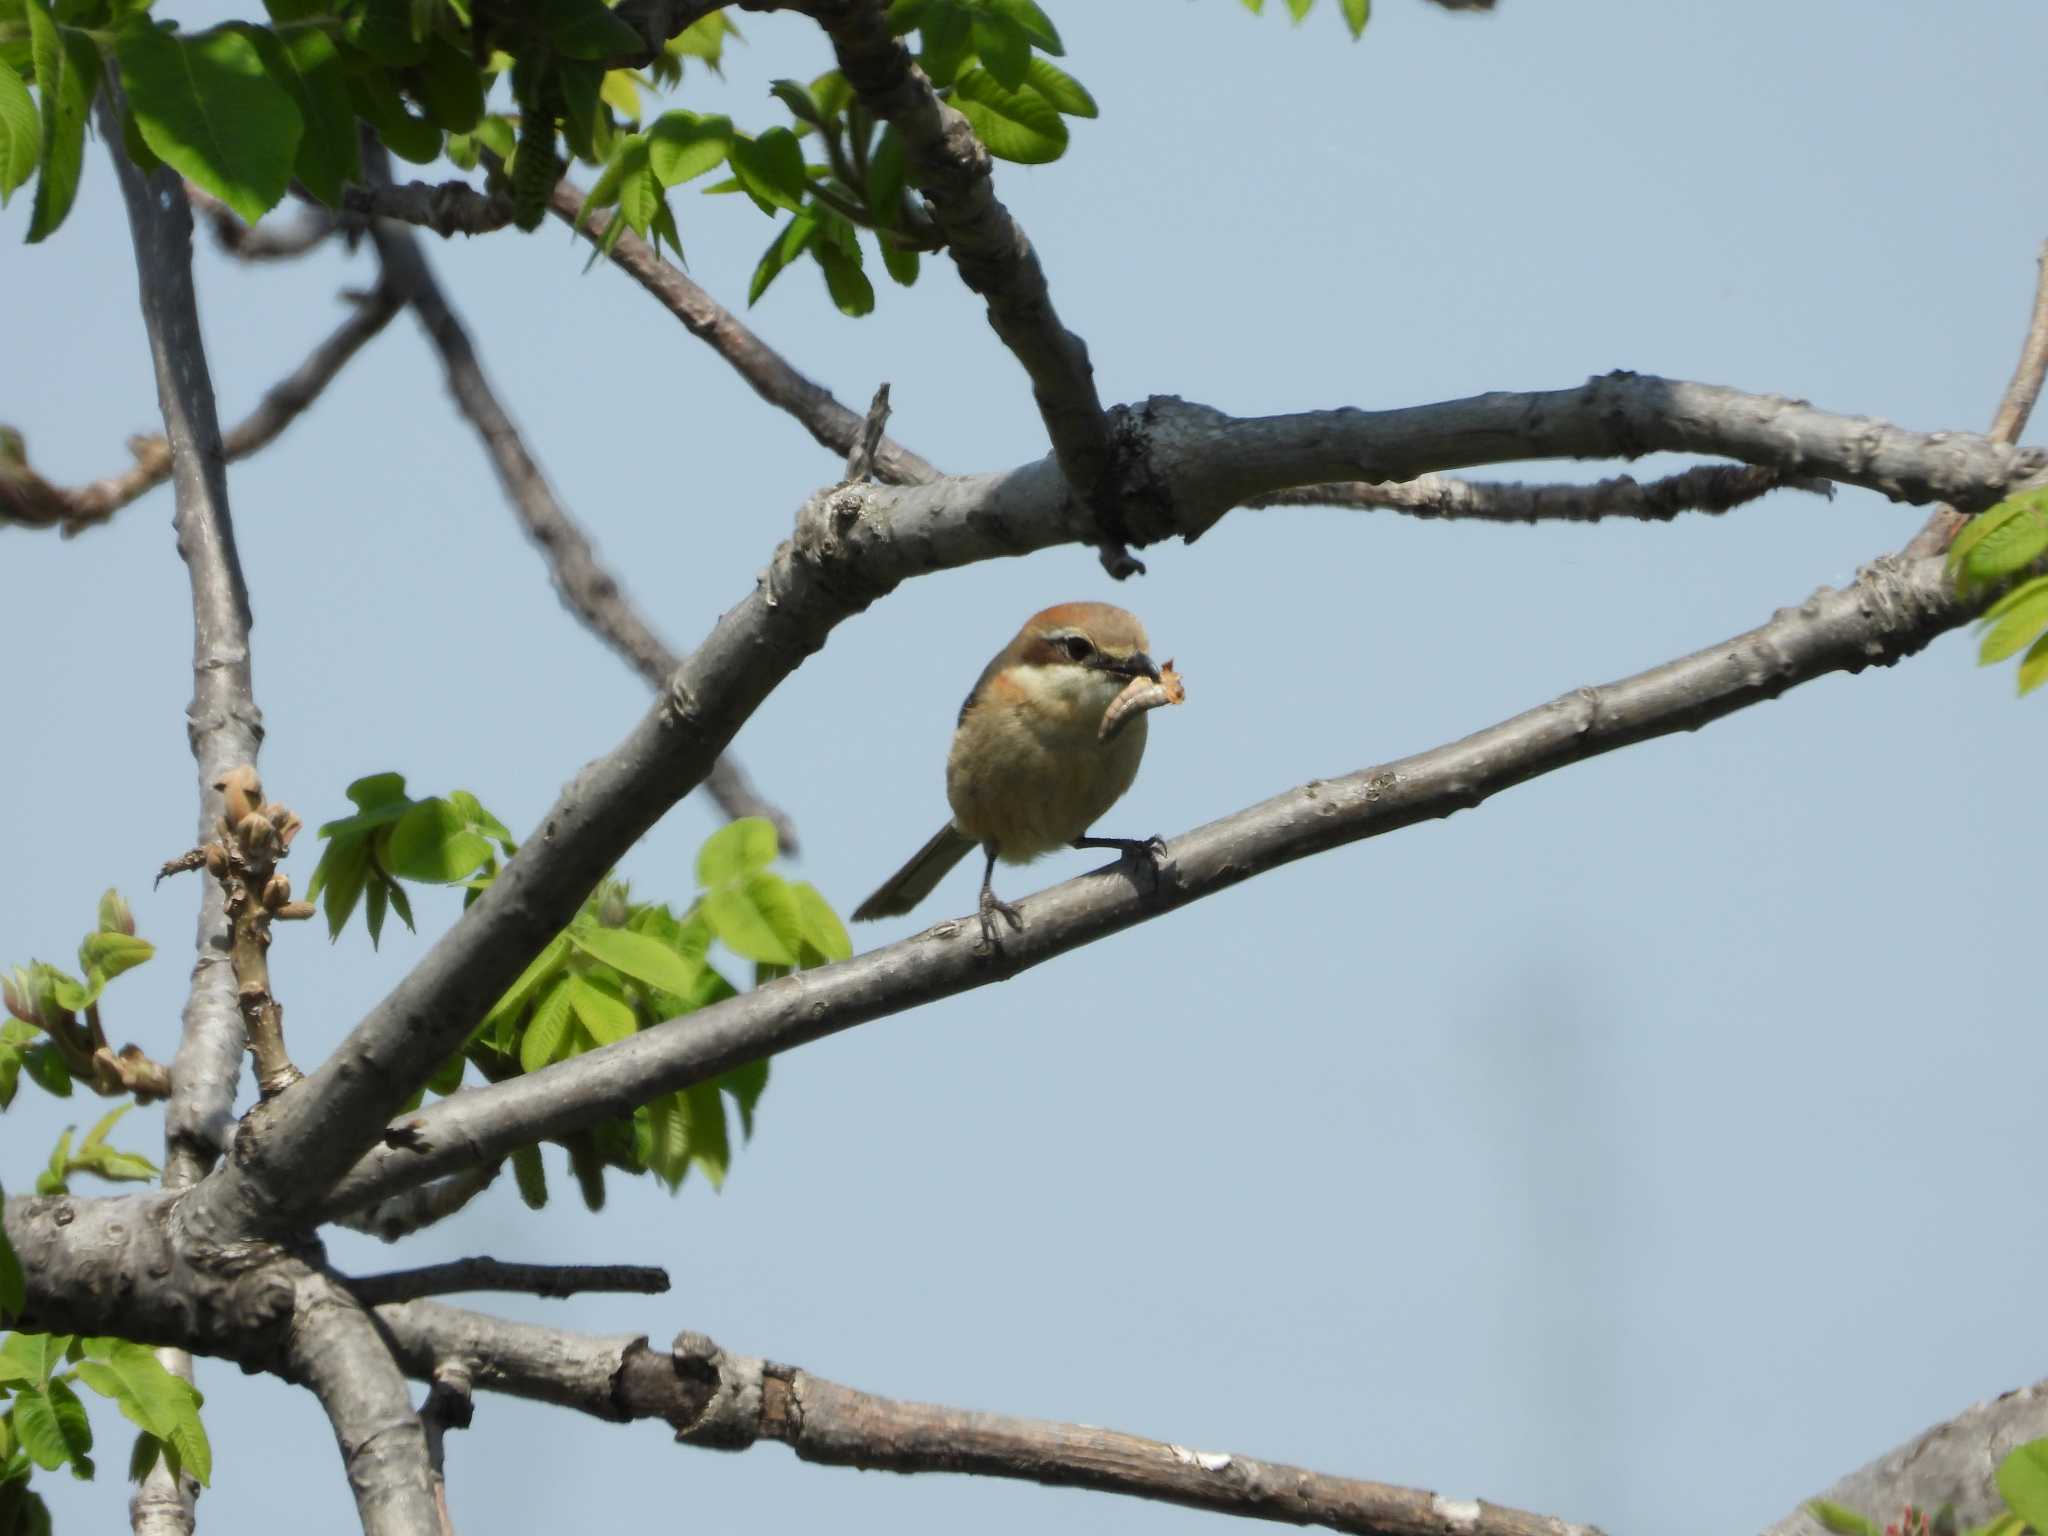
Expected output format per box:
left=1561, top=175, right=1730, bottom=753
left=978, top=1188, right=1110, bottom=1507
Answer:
left=194, top=372, right=2039, bottom=1238
left=328, top=542, right=1971, bottom=1211
left=184, top=183, right=337, bottom=261
left=347, top=1258, right=668, bottom=1305
left=548, top=180, right=941, bottom=485
left=359, top=143, right=800, bottom=851
left=811, top=0, right=1135, bottom=572
left=1241, top=463, right=1832, bottom=524
left=371, top=1303, right=1597, bottom=1536
left=1, top=282, right=401, bottom=537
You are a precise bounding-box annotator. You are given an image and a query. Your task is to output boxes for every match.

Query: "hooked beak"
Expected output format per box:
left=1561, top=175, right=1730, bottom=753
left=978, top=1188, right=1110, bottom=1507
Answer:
left=1105, top=650, right=1161, bottom=683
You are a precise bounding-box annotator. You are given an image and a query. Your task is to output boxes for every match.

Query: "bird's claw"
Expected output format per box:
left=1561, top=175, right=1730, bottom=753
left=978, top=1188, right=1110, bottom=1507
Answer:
left=976, top=891, right=1024, bottom=952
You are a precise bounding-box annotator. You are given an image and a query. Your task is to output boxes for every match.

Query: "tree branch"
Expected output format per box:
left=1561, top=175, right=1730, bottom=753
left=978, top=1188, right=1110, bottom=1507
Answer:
left=0, top=281, right=400, bottom=536
left=347, top=1258, right=669, bottom=1305
left=328, top=539, right=1976, bottom=1211
left=371, top=1305, right=1595, bottom=1536
left=184, top=183, right=337, bottom=261
left=359, top=142, right=800, bottom=852
left=1905, top=239, right=2048, bottom=557
left=810, top=0, right=1135, bottom=573
left=193, top=372, right=2037, bottom=1238
left=330, top=1163, right=503, bottom=1243
left=1240, top=463, right=1832, bottom=524
left=548, top=180, right=941, bottom=485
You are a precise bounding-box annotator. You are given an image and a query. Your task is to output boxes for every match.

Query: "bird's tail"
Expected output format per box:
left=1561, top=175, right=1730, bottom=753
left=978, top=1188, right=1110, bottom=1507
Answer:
left=852, top=824, right=976, bottom=921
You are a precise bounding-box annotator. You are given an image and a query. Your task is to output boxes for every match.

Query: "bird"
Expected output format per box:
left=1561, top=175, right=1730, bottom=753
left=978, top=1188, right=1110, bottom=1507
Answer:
left=852, top=601, right=1167, bottom=947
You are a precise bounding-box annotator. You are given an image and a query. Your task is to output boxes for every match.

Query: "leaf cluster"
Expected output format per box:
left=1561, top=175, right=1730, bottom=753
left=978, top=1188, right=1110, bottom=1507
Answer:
left=1808, top=1433, right=2048, bottom=1536
left=0, top=891, right=153, bottom=1107
left=1951, top=489, right=2048, bottom=695
left=0, top=1331, right=211, bottom=1532
left=1238, top=0, right=1371, bottom=37
left=308, top=776, right=850, bottom=1207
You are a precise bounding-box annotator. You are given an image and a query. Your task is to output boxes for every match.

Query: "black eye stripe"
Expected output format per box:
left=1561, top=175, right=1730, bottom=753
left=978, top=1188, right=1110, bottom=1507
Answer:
left=1060, top=635, right=1095, bottom=662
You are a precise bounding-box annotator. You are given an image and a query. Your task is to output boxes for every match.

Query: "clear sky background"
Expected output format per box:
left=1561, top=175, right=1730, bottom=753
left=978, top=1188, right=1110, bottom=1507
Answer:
left=5, top=2, right=2047, bottom=1532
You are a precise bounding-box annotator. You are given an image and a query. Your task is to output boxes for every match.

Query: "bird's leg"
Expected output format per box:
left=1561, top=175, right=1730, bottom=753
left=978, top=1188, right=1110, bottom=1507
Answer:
left=1071, top=833, right=1170, bottom=893
left=977, top=843, right=1023, bottom=951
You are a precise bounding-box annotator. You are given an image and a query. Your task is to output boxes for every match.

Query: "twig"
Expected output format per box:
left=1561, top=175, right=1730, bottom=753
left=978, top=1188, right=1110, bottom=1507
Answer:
left=343, top=178, right=514, bottom=238
left=359, top=142, right=801, bottom=853
left=1904, top=239, right=2048, bottom=557
left=328, top=543, right=1975, bottom=1212
left=1, top=283, right=401, bottom=535
left=843, top=383, right=891, bottom=482
left=348, top=1258, right=669, bottom=1306
left=371, top=1305, right=1600, bottom=1536
left=810, top=0, right=1137, bottom=575
left=1241, top=463, right=1833, bottom=524
left=184, top=183, right=336, bottom=261
left=330, top=1163, right=503, bottom=1242
left=419, top=1359, right=472, bottom=1536
left=547, top=180, right=941, bottom=485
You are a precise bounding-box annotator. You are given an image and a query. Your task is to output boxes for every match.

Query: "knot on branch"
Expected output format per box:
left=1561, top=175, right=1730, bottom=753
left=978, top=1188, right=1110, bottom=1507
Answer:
left=668, top=1331, right=769, bottom=1451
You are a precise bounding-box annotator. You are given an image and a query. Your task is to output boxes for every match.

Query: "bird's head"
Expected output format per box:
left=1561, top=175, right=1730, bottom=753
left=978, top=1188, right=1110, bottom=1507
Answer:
left=994, top=602, right=1161, bottom=719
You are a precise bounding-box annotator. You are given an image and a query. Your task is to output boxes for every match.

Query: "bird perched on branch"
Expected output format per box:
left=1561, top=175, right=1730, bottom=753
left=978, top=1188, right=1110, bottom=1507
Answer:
left=853, top=602, right=1170, bottom=948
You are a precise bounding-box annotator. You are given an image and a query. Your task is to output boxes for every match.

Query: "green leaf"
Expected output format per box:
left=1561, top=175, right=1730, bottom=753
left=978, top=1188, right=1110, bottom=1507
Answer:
left=1965, top=1515, right=2027, bottom=1536
left=814, top=238, right=875, bottom=316
left=342, top=0, right=426, bottom=65
left=480, top=932, right=571, bottom=1046
left=881, top=239, right=919, bottom=287
left=865, top=121, right=905, bottom=225
left=93, top=890, right=130, bottom=937
left=43, top=1379, right=89, bottom=1478
left=79, top=1103, right=126, bottom=1152
left=952, top=64, right=1067, bottom=164
left=22, top=1046, right=70, bottom=1098
left=72, top=1342, right=208, bottom=1486
left=728, top=125, right=807, bottom=214
left=702, top=872, right=800, bottom=965
left=647, top=109, right=729, bottom=185
left=918, top=0, right=971, bottom=87
left=346, top=68, right=441, bottom=163
left=408, top=36, right=485, bottom=133
left=985, top=0, right=1061, bottom=53
left=0, top=58, right=38, bottom=206
left=665, top=10, right=728, bottom=66
left=716, top=1057, right=768, bottom=1139
left=768, top=76, right=820, bottom=127
left=37, top=1129, right=70, bottom=1196
left=0, top=1185, right=22, bottom=1320
left=11, top=1387, right=70, bottom=1472
left=565, top=975, right=636, bottom=1046
left=616, top=140, right=661, bottom=233
left=567, top=924, right=704, bottom=1001
left=347, top=771, right=409, bottom=810
left=511, top=1143, right=547, bottom=1208
left=78, top=932, right=152, bottom=986
left=696, top=817, right=781, bottom=887
left=364, top=874, right=389, bottom=947
left=1999, top=1441, right=2048, bottom=1536
left=969, top=10, right=1030, bottom=90
left=1020, top=55, right=1095, bottom=117
left=2020, top=630, right=2048, bottom=697
left=747, top=208, right=814, bottom=304
left=0, top=1332, right=65, bottom=1385
left=639, top=1089, right=690, bottom=1187
left=518, top=976, right=575, bottom=1074
left=1807, top=1502, right=1880, bottom=1536
left=790, top=880, right=852, bottom=963
left=539, top=0, right=643, bottom=59
left=554, top=57, right=603, bottom=161
left=1339, top=0, right=1369, bottom=36
left=117, top=20, right=302, bottom=227
left=1285, top=0, right=1313, bottom=17
left=1978, top=575, right=2048, bottom=664
left=383, top=798, right=494, bottom=883
left=1950, top=490, right=2048, bottom=594
left=311, top=836, right=370, bottom=939
left=24, top=0, right=98, bottom=243
left=685, top=1080, right=729, bottom=1188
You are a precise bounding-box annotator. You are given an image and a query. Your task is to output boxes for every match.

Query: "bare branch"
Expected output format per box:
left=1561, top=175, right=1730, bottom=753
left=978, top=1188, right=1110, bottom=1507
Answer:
left=360, top=143, right=800, bottom=852
left=328, top=544, right=1973, bottom=1210
left=343, top=177, right=514, bottom=238
left=843, top=382, right=892, bottom=483
left=348, top=1258, right=669, bottom=1306
left=1768, top=1378, right=2048, bottom=1536
left=184, top=183, right=337, bottom=261
left=194, top=372, right=2039, bottom=1237
left=418, top=1359, right=471, bottom=1536
left=1, top=284, right=400, bottom=536
left=546, top=180, right=941, bottom=485
left=1904, top=239, right=2048, bottom=557
left=811, top=0, right=1137, bottom=573
left=1240, top=463, right=1832, bottom=524
left=331, top=1163, right=503, bottom=1243
left=372, top=1306, right=1597, bottom=1536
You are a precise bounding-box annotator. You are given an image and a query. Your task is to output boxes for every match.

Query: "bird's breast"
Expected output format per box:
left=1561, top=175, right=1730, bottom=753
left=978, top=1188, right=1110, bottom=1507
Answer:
left=946, top=669, right=1146, bottom=862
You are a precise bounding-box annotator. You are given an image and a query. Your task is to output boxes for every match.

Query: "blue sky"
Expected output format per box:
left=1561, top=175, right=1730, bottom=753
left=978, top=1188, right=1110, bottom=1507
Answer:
left=5, top=2, right=2047, bottom=1532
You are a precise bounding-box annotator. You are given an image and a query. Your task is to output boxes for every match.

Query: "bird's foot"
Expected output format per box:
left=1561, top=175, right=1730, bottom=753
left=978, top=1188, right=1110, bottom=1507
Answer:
left=1073, top=834, right=1171, bottom=894
left=976, top=889, right=1024, bottom=952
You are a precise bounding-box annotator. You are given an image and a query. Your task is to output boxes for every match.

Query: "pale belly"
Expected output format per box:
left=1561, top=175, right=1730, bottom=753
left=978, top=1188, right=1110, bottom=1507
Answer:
left=946, top=708, right=1147, bottom=863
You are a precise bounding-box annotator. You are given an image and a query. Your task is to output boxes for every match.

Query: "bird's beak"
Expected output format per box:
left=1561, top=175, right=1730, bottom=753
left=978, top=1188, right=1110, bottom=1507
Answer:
left=1117, top=651, right=1162, bottom=683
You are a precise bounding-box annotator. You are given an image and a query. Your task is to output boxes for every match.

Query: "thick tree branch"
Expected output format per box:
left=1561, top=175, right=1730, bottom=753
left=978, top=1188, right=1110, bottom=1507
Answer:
left=331, top=1163, right=502, bottom=1243
left=347, top=1258, right=669, bottom=1305
left=0, top=282, right=400, bottom=536
left=548, top=180, right=941, bottom=485
left=810, top=0, right=1135, bottom=572
left=185, top=184, right=337, bottom=261
left=372, top=1305, right=1596, bottom=1536
left=1241, top=463, right=1832, bottom=524
left=360, top=143, right=800, bottom=852
left=328, top=539, right=1976, bottom=1210
left=193, top=373, right=2036, bottom=1239
left=1905, top=241, right=2048, bottom=557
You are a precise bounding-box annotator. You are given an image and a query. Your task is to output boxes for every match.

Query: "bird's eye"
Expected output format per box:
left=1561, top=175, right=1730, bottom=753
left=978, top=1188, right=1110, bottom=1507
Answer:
left=1061, top=635, right=1095, bottom=663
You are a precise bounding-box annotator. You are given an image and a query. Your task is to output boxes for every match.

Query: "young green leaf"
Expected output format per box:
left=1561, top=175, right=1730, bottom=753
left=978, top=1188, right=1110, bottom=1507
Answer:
left=696, top=817, right=781, bottom=887
left=1978, top=575, right=2048, bottom=664
left=342, top=0, right=427, bottom=65
left=0, top=1331, right=64, bottom=1385
left=640, top=1089, right=691, bottom=1187
left=518, top=976, right=575, bottom=1074
left=511, top=1143, right=547, bottom=1209
left=1949, top=490, right=2048, bottom=594
left=78, top=932, right=152, bottom=986
left=952, top=64, right=1068, bottom=164
left=1807, top=1501, right=1880, bottom=1536
left=407, top=37, right=485, bottom=133
left=310, top=835, right=371, bottom=939
left=969, top=9, right=1031, bottom=90
left=814, top=238, right=875, bottom=316
left=345, top=69, right=442, bottom=164
left=241, top=24, right=357, bottom=206
left=703, top=872, right=802, bottom=965
left=616, top=139, right=662, bottom=234
left=1340, top=0, right=1370, bottom=36
left=384, top=798, right=494, bottom=882
left=648, top=110, right=730, bottom=185
left=72, top=1341, right=209, bottom=1487
left=567, top=924, right=704, bottom=1001
left=22, top=1046, right=70, bottom=1098
left=790, top=880, right=853, bottom=964
left=117, top=20, right=303, bottom=226
left=43, top=1378, right=90, bottom=1479
left=716, top=1057, right=769, bottom=1139
left=0, top=58, right=38, bottom=206
left=11, top=1386, right=73, bottom=1472
left=78, top=1103, right=128, bottom=1153
left=538, top=0, right=644, bottom=60
left=2020, top=630, right=2048, bottom=696
left=24, top=0, right=99, bottom=242
left=685, top=1080, right=729, bottom=1188
left=1020, top=55, right=1096, bottom=118
left=1285, top=0, right=1313, bottom=18
left=565, top=975, right=637, bottom=1045
left=728, top=125, right=808, bottom=214
left=768, top=76, right=822, bottom=128
left=1997, top=1440, right=2048, bottom=1536
left=986, top=0, right=1062, bottom=54
left=599, top=68, right=640, bottom=124
left=881, top=239, right=919, bottom=287
left=918, top=0, right=971, bottom=87
left=36, top=1129, right=71, bottom=1196
left=480, top=932, right=571, bottom=1044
